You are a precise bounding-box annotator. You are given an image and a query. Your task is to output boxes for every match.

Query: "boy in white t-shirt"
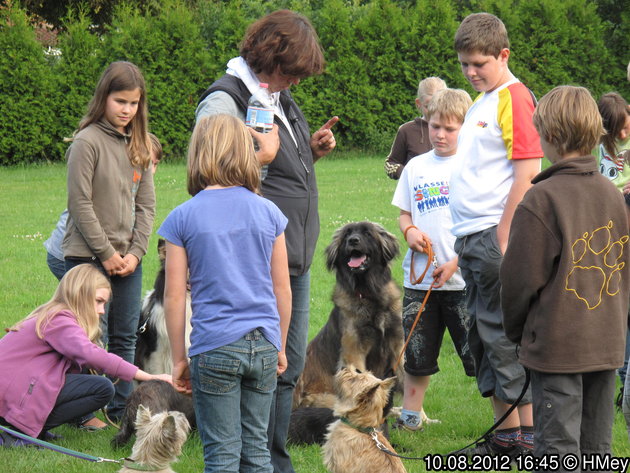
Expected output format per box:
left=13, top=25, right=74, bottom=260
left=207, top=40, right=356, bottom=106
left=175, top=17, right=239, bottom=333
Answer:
left=391, top=88, right=475, bottom=431
left=449, top=12, right=543, bottom=457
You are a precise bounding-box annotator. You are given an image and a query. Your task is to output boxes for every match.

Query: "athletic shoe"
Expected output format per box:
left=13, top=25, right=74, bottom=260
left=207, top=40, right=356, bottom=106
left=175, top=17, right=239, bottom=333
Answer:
left=391, top=417, right=422, bottom=432
left=0, top=431, right=40, bottom=448
left=453, top=435, right=519, bottom=457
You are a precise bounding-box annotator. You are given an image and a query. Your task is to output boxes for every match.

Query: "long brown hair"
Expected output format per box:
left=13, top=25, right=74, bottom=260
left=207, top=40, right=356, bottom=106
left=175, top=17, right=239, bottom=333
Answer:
left=80, top=61, right=151, bottom=169
left=598, top=92, right=630, bottom=159
left=10, top=264, right=110, bottom=343
left=187, top=114, right=260, bottom=196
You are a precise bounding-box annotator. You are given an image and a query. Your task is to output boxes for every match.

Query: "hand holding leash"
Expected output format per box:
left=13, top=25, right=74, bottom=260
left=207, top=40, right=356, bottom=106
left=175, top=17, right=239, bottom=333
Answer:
left=393, top=242, right=438, bottom=372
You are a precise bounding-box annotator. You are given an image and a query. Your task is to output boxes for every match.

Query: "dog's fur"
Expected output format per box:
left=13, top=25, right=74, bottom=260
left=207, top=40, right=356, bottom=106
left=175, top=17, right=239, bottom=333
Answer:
left=323, top=366, right=406, bottom=473
left=293, top=221, right=403, bottom=410
left=118, top=404, right=190, bottom=473
left=112, top=380, right=196, bottom=448
left=287, top=407, right=338, bottom=445
left=134, top=239, right=192, bottom=375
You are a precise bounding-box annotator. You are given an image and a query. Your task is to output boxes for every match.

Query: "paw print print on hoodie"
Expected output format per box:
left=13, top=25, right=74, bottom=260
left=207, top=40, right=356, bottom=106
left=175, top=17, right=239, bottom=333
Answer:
left=566, top=221, right=629, bottom=309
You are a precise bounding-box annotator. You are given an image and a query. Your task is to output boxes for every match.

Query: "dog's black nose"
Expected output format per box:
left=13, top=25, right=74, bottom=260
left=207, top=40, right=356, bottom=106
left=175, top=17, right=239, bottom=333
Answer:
left=347, top=235, right=360, bottom=246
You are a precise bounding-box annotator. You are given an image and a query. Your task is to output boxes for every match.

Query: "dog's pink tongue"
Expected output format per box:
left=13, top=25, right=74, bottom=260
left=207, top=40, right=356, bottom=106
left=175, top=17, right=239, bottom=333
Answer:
left=348, top=255, right=366, bottom=268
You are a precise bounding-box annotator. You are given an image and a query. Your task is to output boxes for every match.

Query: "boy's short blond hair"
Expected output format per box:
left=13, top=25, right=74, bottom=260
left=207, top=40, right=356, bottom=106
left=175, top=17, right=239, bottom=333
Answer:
left=533, top=86, right=604, bottom=157
left=417, top=77, right=446, bottom=101
left=425, top=88, right=472, bottom=124
left=454, top=12, right=509, bottom=57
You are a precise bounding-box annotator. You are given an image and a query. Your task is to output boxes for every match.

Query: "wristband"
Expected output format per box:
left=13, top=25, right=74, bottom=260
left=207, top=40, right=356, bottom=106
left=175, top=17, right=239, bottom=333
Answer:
left=403, top=225, right=418, bottom=240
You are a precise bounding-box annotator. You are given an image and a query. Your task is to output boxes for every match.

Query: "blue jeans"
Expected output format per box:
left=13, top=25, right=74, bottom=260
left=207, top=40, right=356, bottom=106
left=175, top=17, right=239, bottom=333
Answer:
left=268, top=272, right=310, bottom=473
left=46, top=252, right=66, bottom=281
left=44, top=374, right=115, bottom=431
left=64, top=257, right=143, bottom=419
left=191, top=329, right=278, bottom=473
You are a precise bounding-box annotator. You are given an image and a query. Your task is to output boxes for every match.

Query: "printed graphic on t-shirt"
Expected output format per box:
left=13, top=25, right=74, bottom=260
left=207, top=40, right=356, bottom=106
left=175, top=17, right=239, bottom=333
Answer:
left=414, top=181, right=449, bottom=214
left=600, top=151, right=625, bottom=181
left=566, top=221, right=629, bottom=309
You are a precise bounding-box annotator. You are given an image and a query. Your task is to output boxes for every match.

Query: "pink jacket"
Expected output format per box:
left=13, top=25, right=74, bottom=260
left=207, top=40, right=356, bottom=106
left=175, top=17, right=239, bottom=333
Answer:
left=0, top=310, right=137, bottom=436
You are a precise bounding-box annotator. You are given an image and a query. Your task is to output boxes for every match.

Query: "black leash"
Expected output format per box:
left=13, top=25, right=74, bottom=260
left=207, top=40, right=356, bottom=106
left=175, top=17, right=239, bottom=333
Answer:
left=448, top=368, right=531, bottom=455
left=369, top=368, right=531, bottom=461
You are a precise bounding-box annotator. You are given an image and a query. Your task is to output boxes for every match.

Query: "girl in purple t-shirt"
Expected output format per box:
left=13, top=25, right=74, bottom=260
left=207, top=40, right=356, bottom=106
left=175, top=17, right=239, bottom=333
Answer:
left=159, top=114, right=291, bottom=473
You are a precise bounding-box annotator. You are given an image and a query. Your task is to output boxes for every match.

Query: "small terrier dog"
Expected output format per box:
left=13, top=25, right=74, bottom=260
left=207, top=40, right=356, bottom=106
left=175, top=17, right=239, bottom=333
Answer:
left=112, top=380, right=196, bottom=448
left=118, top=404, right=190, bottom=473
left=323, top=366, right=407, bottom=473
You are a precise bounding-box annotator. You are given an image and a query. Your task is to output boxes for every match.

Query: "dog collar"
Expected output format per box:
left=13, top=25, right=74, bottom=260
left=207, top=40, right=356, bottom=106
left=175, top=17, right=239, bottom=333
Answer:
left=339, top=417, right=376, bottom=435
left=122, top=458, right=166, bottom=471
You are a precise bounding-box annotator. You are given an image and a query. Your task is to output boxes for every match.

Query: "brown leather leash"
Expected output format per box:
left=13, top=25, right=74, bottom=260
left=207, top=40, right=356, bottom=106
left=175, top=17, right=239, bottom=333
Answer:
left=393, top=243, right=438, bottom=372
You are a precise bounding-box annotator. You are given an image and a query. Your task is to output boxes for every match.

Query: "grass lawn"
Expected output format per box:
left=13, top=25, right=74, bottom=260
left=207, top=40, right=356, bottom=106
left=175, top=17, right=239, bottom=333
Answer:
left=0, top=155, right=628, bottom=472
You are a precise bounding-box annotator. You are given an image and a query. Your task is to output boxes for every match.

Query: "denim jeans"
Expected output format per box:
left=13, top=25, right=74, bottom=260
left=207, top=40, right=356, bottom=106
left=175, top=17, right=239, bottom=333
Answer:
left=46, top=252, right=66, bottom=281
left=44, top=374, right=115, bottom=431
left=64, top=257, right=143, bottom=419
left=268, top=272, right=310, bottom=473
left=191, top=329, right=278, bottom=473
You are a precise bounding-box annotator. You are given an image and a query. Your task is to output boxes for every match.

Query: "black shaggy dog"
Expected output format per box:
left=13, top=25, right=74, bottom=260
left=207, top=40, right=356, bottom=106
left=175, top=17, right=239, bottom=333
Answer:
left=111, top=380, right=196, bottom=448
left=292, top=221, right=403, bottom=410
left=134, top=239, right=192, bottom=374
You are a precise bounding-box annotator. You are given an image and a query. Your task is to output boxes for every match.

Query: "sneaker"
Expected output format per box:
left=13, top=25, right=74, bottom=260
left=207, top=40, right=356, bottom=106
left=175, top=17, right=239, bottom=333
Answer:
left=513, top=443, right=533, bottom=458
left=391, top=417, right=422, bottom=432
left=453, top=435, right=519, bottom=457
left=0, top=431, right=40, bottom=448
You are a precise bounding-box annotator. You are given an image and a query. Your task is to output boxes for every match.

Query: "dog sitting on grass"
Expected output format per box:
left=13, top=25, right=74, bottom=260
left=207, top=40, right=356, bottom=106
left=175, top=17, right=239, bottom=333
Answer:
left=118, top=404, right=190, bottom=473
left=323, top=366, right=406, bottom=473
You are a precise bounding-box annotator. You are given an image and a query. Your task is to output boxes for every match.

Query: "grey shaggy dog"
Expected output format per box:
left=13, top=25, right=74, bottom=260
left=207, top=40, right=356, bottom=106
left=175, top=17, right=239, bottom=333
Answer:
left=118, top=404, right=190, bottom=473
left=112, top=380, right=196, bottom=448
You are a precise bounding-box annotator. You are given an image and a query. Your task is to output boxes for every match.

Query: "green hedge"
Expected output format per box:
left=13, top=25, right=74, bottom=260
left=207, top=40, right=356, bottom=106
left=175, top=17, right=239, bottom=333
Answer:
left=1, top=0, right=628, bottom=165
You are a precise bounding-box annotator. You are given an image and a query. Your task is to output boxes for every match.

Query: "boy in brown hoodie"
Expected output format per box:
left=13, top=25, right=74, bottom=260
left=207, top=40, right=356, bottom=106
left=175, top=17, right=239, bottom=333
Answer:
left=501, top=86, right=630, bottom=468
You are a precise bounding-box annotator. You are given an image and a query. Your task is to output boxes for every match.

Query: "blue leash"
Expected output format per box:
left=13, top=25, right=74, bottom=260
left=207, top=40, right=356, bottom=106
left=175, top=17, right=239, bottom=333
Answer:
left=0, top=424, right=122, bottom=464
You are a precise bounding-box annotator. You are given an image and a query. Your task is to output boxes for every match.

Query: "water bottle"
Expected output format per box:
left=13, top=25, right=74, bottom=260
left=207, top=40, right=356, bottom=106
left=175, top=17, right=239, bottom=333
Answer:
left=246, top=83, right=275, bottom=180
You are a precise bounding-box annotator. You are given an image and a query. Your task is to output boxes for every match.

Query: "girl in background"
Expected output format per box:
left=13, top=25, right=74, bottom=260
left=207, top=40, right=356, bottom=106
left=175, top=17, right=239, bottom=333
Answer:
left=0, top=265, right=170, bottom=446
left=161, top=114, right=291, bottom=473
left=63, top=61, right=156, bottom=426
left=597, top=92, right=630, bottom=206
left=597, top=92, right=630, bottom=437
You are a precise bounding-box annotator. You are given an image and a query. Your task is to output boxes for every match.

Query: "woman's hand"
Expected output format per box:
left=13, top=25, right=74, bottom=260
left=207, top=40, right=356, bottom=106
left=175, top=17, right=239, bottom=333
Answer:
left=311, top=117, right=339, bottom=160
left=249, top=125, right=280, bottom=165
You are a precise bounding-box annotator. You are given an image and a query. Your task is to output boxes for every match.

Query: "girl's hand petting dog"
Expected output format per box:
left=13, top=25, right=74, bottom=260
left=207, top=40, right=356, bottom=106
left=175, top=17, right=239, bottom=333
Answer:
left=277, top=350, right=288, bottom=376
left=151, top=373, right=173, bottom=385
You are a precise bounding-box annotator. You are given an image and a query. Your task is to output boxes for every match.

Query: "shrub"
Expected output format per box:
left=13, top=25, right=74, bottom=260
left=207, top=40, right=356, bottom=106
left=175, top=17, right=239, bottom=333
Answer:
left=0, top=3, right=55, bottom=165
left=50, top=7, right=105, bottom=159
left=102, top=0, right=216, bottom=159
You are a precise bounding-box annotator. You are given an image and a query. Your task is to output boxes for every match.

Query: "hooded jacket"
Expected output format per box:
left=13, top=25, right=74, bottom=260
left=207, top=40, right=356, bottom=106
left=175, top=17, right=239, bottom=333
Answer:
left=501, top=156, right=630, bottom=373
left=0, top=311, right=137, bottom=437
left=63, top=119, right=155, bottom=263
